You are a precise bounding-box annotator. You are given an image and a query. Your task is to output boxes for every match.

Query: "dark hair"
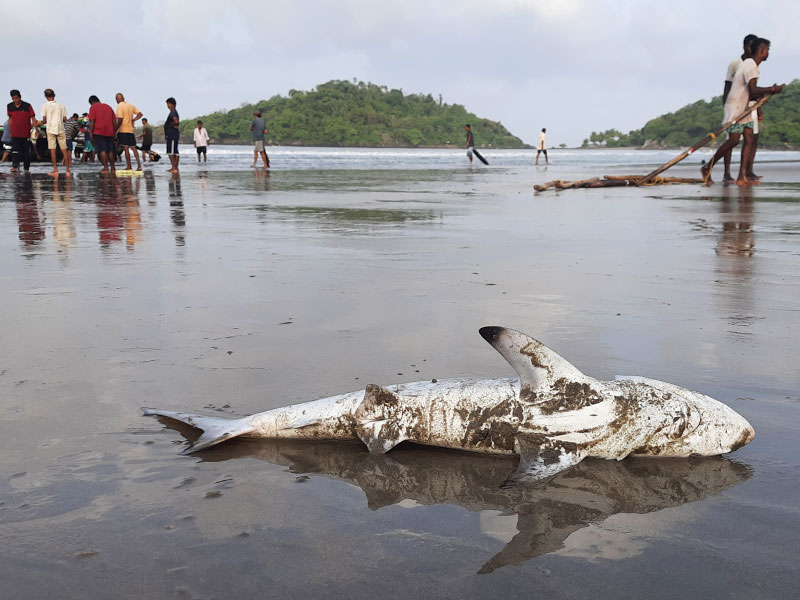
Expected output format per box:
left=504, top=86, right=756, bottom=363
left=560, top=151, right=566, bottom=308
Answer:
left=254, top=110, right=261, bottom=117
left=743, top=34, right=758, bottom=48
left=10, top=89, right=20, bottom=97
left=542, top=128, right=546, bottom=132
left=88, top=95, right=100, bottom=103
left=44, top=88, right=55, bottom=98
left=71, top=113, right=78, bottom=118
left=753, top=37, right=771, bottom=53
left=465, top=123, right=471, bottom=128
left=166, top=97, right=176, bottom=105
left=197, top=120, right=203, bottom=124
left=142, top=118, right=148, bottom=123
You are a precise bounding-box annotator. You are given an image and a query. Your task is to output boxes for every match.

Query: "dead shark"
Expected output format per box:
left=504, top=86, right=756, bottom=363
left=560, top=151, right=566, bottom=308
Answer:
left=143, top=326, right=755, bottom=479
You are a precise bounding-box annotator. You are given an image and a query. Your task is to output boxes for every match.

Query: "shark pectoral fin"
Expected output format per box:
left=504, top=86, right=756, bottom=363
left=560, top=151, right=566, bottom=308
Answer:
left=504, top=432, right=585, bottom=484
left=479, top=327, right=590, bottom=397
left=281, top=415, right=322, bottom=430
left=356, top=419, right=407, bottom=454
left=354, top=384, right=410, bottom=454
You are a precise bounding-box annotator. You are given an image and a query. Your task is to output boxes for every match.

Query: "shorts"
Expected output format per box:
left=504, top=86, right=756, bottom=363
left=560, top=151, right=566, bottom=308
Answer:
left=254, top=140, right=265, bottom=152
left=47, top=131, right=67, bottom=150
left=166, top=134, right=179, bottom=156
left=93, top=134, right=115, bottom=153
left=196, top=145, right=207, bottom=155
left=66, top=139, right=73, bottom=151
left=117, top=132, right=136, bottom=147
left=466, top=146, right=474, bottom=158
left=141, top=143, right=151, bottom=152
left=728, top=121, right=754, bottom=135
left=84, top=139, right=94, bottom=152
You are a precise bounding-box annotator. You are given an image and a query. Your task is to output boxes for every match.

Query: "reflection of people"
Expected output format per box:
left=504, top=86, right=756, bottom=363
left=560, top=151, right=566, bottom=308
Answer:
left=249, top=110, right=269, bottom=168
left=7, top=89, right=36, bottom=173
left=115, top=92, right=143, bottom=171
left=15, top=177, right=44, bottom=250
left=536, top=128, right=548, bottom=164
left=193, top=120, right=209, bottom=163
left=169, top=173, right=185, bottom=247
left=465, top=123, right=474, bottom=164
left=40, top=88, right=71, bottom=177
left=165, top=97, right=180, bottom=174
left=1, top=119, right=11, bottom=162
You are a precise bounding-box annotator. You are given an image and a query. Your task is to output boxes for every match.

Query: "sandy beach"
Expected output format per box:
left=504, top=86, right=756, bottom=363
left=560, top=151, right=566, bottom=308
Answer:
left=1, top=148, right=799, bottom=599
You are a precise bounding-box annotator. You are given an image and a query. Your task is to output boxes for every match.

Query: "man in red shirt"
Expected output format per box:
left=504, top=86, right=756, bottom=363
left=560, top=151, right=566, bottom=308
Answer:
left=87, top=95, right=118, bottom=174
left=7, top=89, right=36, bottom=172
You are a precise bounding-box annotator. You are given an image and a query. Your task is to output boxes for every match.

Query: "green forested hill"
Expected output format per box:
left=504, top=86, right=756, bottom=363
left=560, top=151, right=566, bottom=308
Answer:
left=177, top=80, right=525, bottom=148
left=583, top=79, right=800, bottom=148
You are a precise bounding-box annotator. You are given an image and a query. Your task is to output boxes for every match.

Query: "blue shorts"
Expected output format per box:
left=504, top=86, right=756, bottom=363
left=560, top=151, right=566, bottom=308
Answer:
left=66, top=139, right=73, bottom=151
left=466, top=146, right=474, bottom=158
left=166, top=134, right=179, bottom=156
left=93, top=135, right=114, bottom=153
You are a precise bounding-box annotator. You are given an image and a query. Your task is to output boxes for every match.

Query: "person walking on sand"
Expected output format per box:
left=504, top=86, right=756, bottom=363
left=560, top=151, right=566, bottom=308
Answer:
left=193, top=120, right=209, bottom=163
left=465, top=124, right=474, bottom=164
left=721, top=34, right=758, bottom=182
left=63, top=113, right=79, bottom=166
left=40, top=88, right=71, bottom=177
left=536, top=128, right=549, bottom=164
left=88, top=95, right=118, bottom=174
left=7, top=89, right=36, bottom=173
left=2, top=118, right=12, bottom=162
left=250, top=110, right=269, bottom=168
left=702, top=38, right=784, bottom=186
left=115, top=93, right=143, bottom=171
left=138, top=117, right=153, bottom=161
left=164, top=97, right=180, bottom=173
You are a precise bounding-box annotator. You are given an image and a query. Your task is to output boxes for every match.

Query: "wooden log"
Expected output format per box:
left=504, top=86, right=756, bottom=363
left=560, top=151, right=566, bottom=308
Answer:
left=635, top=94, right=773, bottom=186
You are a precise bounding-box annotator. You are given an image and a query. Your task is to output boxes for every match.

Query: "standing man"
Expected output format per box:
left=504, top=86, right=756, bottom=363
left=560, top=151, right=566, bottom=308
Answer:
left=115, top=93, right=143, bottom=171
left=87, top=95, right=118, bottom=174
left=250, top=110, right=269, bottom=168
left=721, top=34, right=758, bottom=181
left=702, top=38, right=784, bottom=185
left=165, top=97, right=180, bottom=174
left=536, top=128, right=549, bottom=164
left=193, top=120, right=209, bottom=163
left=40, top=88, right=71, bottom=177
left=138, top=117, right=153, bottom=161
left=63, top=113, right=79, bottom=166
left=465, top=123, right=474, bottom=164
left=7, top=89, right=36, bottom=173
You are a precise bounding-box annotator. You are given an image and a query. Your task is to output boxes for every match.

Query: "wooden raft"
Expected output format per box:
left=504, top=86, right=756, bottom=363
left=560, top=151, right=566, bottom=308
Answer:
left=535, top=94, right=773, bottom=193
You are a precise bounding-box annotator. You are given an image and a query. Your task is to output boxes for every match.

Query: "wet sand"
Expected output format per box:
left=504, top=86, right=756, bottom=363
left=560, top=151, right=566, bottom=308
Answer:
left=1, top=159, right=799, bottom=598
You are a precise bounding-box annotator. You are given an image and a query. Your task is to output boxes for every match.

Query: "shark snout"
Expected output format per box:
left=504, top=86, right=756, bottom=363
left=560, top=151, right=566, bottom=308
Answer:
left=728, top=419, right=755, bottom=452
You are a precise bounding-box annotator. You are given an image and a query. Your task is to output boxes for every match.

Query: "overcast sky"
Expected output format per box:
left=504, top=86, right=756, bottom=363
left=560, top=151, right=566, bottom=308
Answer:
left=4, top=0, right=797, bottom=146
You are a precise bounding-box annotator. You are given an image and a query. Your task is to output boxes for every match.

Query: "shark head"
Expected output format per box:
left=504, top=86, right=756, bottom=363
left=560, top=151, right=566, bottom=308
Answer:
left=617, top=377, right=756, bottom=458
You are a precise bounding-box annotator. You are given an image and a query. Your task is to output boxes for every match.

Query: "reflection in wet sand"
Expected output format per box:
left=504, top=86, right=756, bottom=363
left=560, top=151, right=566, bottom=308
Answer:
left=52, top=178, right=76, bottom=256
left=15, top=177, right=45, bottom=253
left=195, top=437, right=751, bottom=574
left=169, top=173, right=185, bottom=246
left=714, top=186, right=756, bottom=337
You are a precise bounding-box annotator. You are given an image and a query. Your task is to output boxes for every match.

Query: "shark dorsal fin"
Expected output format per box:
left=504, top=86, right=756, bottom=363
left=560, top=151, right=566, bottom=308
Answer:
left=479, top=327, right=590, bottom=397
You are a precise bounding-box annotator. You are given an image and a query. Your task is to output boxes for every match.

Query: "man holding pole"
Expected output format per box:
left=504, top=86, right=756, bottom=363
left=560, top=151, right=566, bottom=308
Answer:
left=701, top=38, right=784, bottom=186
left=721, top=34, right=757, bottom=182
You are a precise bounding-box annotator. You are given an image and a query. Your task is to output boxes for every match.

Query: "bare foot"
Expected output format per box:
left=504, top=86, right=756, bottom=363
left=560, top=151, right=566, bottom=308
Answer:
left=65, top=170, right=71, bottom=176
left=736, top=177, right=761, bottom=186
left=700, top=163, right=713, bottom=185
left=747, top=173, right=763, bottom=179
left=47, top=171, right=59, bottom=177
left=10, top=167, right=17, bottom=173
left=169, top=168, right=179, bottom=174
left=99, top=168, right=109, bottom=174
left=723, top=174, right=734, bottom=182
left=136, top=165, right=142, bottom=171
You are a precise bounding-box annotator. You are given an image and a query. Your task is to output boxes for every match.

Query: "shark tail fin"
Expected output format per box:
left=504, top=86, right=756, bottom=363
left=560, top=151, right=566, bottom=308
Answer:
left=142, top=408, right=254, bottom=454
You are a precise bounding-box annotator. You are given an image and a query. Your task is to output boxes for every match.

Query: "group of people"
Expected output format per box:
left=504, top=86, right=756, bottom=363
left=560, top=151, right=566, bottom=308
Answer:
left=3, top=89, right=275, bottom=176
left=703, top=35, right=786, bottom=185
left=4, top=89, right=164, bottom=177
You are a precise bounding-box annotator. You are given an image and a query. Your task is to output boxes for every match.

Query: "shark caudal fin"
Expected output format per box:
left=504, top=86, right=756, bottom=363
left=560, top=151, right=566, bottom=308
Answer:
left=142, top=408, right=254, bottom=454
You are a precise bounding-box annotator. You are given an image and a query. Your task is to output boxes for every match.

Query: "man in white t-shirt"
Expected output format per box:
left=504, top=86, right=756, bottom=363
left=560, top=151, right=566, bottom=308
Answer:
left=193, top=120, right=209, bottom=163
left=536, top=128, right=548, bottom=164
left=702, top=38, right=784, bottom=185
left=721, top=34, right=757, bottom=181
left=40, top=88, right=70, bottom=177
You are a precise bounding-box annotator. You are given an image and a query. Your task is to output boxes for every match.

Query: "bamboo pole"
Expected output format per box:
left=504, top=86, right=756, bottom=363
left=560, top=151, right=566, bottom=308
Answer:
left=635, top=94, right=773, bottom=186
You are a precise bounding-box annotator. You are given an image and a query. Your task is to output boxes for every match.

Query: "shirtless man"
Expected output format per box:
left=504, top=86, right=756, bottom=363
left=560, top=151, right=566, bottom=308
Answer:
left=702, top=38, right=784, bottom=186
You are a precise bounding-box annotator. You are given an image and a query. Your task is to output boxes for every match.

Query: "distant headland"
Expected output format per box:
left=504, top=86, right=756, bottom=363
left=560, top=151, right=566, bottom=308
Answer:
left=167, top=79, right=527, bottom=148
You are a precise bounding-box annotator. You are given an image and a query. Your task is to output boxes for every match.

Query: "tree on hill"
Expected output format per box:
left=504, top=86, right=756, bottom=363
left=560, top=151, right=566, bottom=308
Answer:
left=582, top=79, right=800, bottom=149
left=177, top=80, right=526, bottom=148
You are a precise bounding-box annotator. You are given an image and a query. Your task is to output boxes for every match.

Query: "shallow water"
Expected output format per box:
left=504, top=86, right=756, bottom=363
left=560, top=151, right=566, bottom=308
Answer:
left=1, top=149, right=799, bottom=599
